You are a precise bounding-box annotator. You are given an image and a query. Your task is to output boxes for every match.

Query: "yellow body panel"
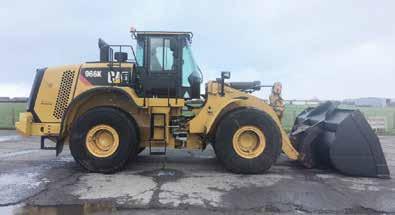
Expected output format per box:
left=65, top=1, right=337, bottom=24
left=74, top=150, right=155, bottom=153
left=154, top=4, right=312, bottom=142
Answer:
left=74, top=63, right=132, bottom=98
left=151, top=107, right=169, bottom=141
left=34, top=65, right=80, bottom=122
left=189, top=81, right=299, bottom=160
left=16, top=112, right=60, bottom=136
left=16, top=63, right=297, bottom=159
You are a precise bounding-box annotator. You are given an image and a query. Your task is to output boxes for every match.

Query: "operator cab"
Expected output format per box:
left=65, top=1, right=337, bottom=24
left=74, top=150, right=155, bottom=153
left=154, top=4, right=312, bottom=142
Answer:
left=132, top=31, right=203, bottom=99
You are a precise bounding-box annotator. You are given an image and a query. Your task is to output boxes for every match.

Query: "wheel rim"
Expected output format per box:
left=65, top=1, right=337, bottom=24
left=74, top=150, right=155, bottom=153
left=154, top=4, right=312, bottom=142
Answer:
left=232, top=126, right=266, bottom=159
left=86, top=124, right=120, bottom=158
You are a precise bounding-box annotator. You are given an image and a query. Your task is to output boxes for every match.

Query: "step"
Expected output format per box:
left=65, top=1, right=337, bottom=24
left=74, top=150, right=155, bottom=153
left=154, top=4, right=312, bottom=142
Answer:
left=149, top=140, right=167, bottom=155
left=149, top=151, right=166, bottom=155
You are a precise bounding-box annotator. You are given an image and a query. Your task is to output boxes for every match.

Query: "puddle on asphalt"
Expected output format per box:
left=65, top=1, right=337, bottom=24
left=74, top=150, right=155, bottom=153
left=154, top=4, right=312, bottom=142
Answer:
left=0, top=169, right=184, bottom=214
left=139, top=168, right=184, bottom=183
left=0, top=135, right=21, bottom=143
left=3, top=202, right=116, bottom=215
left=157, top=170, right=176, bottom=177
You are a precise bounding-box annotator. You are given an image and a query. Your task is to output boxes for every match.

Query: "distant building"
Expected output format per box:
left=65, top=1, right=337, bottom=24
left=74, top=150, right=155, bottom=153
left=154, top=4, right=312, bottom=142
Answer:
left=388, top=99, right=395, bottom=107
left=0, top=97, right=10, bottom=102
left=342, top=99, right=355, bottom=105
left=0, top=97, right=28, bottom=103
left=286, top=100, right=321, bottom=105
left=354, top=97, right=387, bottom=108
left=11, top=97, right=28, bottom=102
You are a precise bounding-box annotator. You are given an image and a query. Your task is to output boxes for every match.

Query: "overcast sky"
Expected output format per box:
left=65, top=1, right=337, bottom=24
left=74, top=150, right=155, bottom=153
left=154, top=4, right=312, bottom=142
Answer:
left=1, top=0, right=394, bottom=100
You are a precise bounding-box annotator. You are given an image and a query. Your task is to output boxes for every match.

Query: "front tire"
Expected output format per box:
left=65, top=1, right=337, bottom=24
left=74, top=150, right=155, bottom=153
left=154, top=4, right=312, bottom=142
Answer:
left=214, top=108, right=282, bottom=174
left=69, top=107, right=139, bottom=173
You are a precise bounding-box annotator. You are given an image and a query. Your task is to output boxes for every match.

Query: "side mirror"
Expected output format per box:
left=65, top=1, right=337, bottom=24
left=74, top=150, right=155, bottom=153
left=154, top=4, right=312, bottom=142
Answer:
left=221, top=71, right=231, bottom=79
left=114, top=52, right=128, bottom=62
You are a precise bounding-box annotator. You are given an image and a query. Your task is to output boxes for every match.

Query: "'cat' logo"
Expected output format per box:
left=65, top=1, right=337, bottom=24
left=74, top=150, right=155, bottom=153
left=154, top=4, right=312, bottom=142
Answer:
left=108, top=71, right=121, bottom=84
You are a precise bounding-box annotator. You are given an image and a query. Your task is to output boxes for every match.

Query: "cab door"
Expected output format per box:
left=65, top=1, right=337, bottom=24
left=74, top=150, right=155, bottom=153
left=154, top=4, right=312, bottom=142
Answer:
left=139, top=36, right=182, bottom=98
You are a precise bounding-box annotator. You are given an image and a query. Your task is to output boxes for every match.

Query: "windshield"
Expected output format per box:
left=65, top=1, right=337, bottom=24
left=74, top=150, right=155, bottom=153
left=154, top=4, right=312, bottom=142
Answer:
left=135, top=40, right=144, bottom=66
left=182, top=39, right=202, bottom=87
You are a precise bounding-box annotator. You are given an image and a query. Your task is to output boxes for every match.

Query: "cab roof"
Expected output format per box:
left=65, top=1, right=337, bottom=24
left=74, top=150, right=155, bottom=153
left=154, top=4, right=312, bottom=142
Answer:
left=133, top=31, right=193, bottom=41
left=134, top=31, right=192, bottom=36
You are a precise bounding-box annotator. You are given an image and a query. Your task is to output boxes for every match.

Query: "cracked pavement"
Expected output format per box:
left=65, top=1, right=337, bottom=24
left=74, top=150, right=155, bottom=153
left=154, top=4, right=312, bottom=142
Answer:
left=0, top=130, right=394, bottom=214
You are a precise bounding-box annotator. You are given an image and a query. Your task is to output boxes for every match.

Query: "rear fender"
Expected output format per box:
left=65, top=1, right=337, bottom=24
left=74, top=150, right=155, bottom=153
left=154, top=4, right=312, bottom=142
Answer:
left=56, top=87, right=141, bottom=155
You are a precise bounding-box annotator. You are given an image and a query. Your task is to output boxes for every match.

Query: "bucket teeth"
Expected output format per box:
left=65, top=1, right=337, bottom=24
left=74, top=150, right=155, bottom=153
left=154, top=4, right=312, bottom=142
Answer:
left=290, top=101, right=390, bottom=179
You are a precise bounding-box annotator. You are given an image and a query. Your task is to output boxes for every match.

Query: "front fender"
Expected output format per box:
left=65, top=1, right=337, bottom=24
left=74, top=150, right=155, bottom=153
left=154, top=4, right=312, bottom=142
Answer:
left=189, top=97, right=244, bottom=134
left=190, top=82, right=299, bottom=160
left=233, top=99, right=299, bottom=160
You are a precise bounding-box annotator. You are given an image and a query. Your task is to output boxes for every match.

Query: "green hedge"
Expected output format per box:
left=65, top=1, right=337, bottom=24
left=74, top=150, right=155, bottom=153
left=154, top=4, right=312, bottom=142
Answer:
left=0, top=103, right=26, bottom=129
left=282, top=104, right=395, bottom=135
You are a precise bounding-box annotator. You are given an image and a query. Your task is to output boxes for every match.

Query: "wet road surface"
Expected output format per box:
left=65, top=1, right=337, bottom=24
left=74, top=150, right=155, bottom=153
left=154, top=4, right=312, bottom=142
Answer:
left=0, top=130, right=394, bottom=214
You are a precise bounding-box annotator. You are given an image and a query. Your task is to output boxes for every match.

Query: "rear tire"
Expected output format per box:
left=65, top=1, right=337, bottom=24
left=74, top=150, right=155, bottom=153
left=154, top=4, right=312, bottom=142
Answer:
left=214, top=108, right=282, bottom=174
left=69, top=107, right=139, bottom=173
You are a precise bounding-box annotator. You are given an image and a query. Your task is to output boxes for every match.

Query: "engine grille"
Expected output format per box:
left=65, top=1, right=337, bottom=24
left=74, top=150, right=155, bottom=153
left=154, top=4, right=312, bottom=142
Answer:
left=53, top=70, right=75, bottom=119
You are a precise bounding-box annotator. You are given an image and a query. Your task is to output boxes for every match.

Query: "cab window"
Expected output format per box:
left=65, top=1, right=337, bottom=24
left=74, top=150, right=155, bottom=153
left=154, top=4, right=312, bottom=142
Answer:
left=135, top=40, right=144, bottom=66
left=182, top=39, right=200, bottom=87
left=149, top=37, right=174, bottom=72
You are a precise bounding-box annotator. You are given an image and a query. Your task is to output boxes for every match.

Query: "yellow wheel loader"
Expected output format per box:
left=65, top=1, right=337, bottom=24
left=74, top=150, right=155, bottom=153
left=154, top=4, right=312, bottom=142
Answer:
left=15, top=30, right=390, bottom=178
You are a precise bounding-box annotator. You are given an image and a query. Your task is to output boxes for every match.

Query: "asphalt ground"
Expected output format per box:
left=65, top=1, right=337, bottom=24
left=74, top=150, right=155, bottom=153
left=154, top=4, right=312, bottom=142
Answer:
left=0, top=130, right=394, bottom=214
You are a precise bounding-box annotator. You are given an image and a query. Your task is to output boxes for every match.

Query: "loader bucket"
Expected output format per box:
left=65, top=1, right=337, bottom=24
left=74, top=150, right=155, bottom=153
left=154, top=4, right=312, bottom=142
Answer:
left=290, top=101, right=390, bottom=178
